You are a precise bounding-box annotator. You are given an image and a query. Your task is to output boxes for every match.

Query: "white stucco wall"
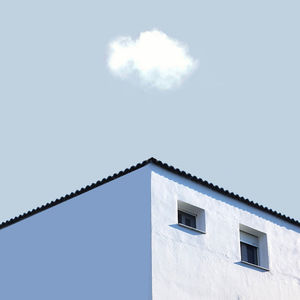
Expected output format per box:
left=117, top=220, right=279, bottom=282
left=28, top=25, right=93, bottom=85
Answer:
left=150, top=165, right=300, bottom=300
left=0, top=166, right=152, bottom=300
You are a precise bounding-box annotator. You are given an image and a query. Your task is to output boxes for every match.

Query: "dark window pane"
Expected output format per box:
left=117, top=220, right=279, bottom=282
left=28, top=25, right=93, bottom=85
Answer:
left=240, top=242, right=258, bottom=265
left=241, top=243, right=248, bottom=262
left=178, top=211, right=182, bottom=224
left=185, top=218, right=191, bottom=226
left=178, top=210, right=196, bottom=228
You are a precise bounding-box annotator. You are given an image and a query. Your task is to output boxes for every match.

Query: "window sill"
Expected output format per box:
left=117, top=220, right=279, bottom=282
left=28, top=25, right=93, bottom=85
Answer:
left=240, top=260, right=269, bottom=271
left=178, top=223, right=206, bottom=234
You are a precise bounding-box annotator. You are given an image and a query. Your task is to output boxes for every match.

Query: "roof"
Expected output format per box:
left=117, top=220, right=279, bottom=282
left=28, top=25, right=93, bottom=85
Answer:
left=1, top=157, right=299, bottom=229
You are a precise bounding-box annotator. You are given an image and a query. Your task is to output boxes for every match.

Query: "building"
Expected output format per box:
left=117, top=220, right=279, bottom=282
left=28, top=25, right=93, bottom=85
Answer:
left=1, top=158, right=300, bottom=299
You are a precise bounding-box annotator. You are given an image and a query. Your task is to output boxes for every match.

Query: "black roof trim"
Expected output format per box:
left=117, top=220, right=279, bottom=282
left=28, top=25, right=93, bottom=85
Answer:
left=1, top=157, right=299, bottom=230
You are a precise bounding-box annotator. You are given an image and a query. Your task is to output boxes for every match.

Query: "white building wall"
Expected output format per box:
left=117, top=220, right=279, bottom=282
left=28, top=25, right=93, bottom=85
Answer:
left=0, top=166, right=152, bottom=300
left=150, top=165, right=300, bottom=300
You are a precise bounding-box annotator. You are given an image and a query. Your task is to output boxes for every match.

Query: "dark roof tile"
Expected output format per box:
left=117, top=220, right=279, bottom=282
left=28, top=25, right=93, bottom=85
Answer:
left=0, top=157, right=299, bottom=230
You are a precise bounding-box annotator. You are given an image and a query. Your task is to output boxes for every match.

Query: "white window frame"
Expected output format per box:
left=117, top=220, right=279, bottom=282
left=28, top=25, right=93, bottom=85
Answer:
left=177, top=200, right=206, bottom=234
left=239, top=224, right=270, bottom=271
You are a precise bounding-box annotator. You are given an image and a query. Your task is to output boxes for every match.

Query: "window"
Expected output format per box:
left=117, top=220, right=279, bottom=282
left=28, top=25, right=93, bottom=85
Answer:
left=240, top=231, right=259, bottom=265
left=178, top=210, right=196, bottom=228
left=239, top=225, right=269, bottom=271
left=177, top=200, right=206, bottom=233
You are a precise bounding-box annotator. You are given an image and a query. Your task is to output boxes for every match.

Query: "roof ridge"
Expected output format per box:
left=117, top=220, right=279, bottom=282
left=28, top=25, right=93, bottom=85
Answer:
left=149, top=158, right=299, bottom=227
left=0, top=158, right=150, bottom=230
left=1, top=157, right=299, bottom=230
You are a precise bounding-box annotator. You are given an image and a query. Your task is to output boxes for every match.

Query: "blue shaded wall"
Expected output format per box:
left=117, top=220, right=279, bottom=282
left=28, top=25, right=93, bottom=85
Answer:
left=0, top=166, right=151, bottom=299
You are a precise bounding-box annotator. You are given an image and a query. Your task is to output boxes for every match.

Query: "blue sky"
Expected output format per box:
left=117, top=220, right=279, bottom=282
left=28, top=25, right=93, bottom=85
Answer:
left=1, top=0, right=299, bottom=223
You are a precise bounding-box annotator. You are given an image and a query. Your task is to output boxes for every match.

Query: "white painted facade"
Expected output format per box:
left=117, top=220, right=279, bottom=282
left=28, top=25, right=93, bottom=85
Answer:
left=151, top=165, right=300, bottom=300
left=1, top=162, right=300, bottom=299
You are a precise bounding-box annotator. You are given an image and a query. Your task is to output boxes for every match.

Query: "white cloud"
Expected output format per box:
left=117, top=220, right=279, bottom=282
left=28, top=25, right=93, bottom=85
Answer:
left=107, top=29, right=198, bottom=90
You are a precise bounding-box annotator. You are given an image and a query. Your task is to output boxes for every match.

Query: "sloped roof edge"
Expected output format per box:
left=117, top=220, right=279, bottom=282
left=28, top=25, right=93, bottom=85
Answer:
left=1, top=157, right=299, bottom=230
